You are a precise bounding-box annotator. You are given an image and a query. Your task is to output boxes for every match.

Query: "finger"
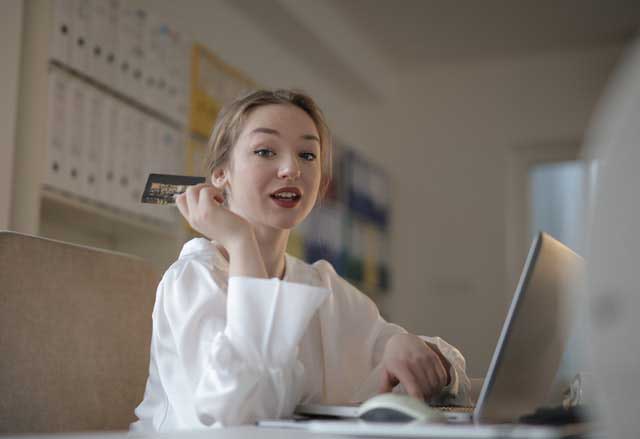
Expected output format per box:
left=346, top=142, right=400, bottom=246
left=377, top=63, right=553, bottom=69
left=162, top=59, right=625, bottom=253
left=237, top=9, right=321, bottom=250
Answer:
left=175, top=193, right=188, bottom=219
left=185, top=185, right=200, bottom=211
left=421, top=360, right=447, bottom=398
left=211, top=187, right=225, bottom=204
left=379, top=370, right=399, bottom=394
left=422, top=364, right=441, bottom=399
left=393, top=365, right=424, bottom=400
left=201, top=186, right=224, bottom=206
left=409, top=361, right=433, bottom=400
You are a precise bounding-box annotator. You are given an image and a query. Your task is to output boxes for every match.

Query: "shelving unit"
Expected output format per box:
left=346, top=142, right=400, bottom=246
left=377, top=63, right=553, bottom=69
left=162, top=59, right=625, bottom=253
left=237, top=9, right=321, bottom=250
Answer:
left=12, top=0, right=188, bottom=272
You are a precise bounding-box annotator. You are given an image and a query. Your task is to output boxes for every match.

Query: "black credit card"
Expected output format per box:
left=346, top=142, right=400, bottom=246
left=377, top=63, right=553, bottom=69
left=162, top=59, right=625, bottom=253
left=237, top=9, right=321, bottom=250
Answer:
left=141, top=173, right=206, bottom=205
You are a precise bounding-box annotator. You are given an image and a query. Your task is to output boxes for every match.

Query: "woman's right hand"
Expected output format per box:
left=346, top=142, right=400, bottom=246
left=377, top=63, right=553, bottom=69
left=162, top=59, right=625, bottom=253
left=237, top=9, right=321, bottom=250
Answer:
left=175, top=183, right=251, bottom=250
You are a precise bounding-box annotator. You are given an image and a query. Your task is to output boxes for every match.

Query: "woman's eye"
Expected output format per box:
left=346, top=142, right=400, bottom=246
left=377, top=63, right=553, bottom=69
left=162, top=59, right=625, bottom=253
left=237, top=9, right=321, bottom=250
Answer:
left=300, top=152, right=317, bottom=161
left=254, top=148, right=275, bottom=158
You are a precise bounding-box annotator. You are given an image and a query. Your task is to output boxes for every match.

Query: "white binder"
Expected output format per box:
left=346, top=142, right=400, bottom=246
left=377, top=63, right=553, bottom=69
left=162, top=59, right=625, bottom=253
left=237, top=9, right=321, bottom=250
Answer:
left=173, top=33, right=189, bottom=125
left=171, top=127, right=186, bottom=176
left=115, top=2, right=134, bottom=97
left=169, top=33, right=190, bottom=123
left=143, top=12, right=161, bottom=111
left=103, top=0, right=119, bottom=89
left=155, top=22, right=172, bottom=118
left=69, top=0, right=91, bottom=75
left=50, top=0, right=73, bottom=66
left=129, top=111, right=147, bottom=216
left=87, top=0, right=109, bottom=84
left=65, top=77, right=88, bottom=198
left=85, top=86, right=105, bottom=202
left=154, top=124, right=181, bottom=222
left=130, top=6, right=148, bottom=105
left=100, top=94, right=119, bottom=207
left=165, top=29, right=182, bottom=123
left=140, top=118, right=162, bottom=221
left=115, top=104, right=134, bottom=211
left=45, top=69, right=71, bottom=192
left=116, top=4, right=147, bottom=102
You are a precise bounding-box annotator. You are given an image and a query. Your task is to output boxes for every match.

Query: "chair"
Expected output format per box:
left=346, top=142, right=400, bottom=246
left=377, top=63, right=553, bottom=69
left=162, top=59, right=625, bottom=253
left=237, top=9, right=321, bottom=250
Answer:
left=0, top=231, right=160, bottom=434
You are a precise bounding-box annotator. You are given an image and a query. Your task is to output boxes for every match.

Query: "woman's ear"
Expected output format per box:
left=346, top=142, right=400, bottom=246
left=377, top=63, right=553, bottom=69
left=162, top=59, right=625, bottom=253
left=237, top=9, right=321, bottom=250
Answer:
left=211, top=168, right=228, bottom=189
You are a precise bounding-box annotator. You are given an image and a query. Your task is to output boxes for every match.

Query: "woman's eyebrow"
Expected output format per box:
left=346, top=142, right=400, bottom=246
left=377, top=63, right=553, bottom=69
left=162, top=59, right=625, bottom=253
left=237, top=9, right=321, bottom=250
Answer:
left=251, top=127, right=320, bottom=143
left=251, top=127, right=280, bottom=137
left=301, top=134, right=321, bottom=143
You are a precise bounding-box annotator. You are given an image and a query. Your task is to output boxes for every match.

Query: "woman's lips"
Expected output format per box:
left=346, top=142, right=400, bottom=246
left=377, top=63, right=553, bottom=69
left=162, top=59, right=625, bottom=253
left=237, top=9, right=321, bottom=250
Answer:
left=270, top=197, right=300, bottom=208
left=269, top=187, right=302, bottom=208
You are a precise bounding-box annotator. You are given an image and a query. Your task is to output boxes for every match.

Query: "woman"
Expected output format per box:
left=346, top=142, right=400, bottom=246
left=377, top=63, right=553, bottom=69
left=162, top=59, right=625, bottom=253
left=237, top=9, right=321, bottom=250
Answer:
left=131, top=89, right=470, bottom=431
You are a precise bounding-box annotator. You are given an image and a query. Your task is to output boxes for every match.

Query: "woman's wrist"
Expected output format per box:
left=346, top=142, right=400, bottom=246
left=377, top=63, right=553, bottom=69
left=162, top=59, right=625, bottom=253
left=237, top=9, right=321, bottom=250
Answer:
left=226, top=228, right=268, bottom=279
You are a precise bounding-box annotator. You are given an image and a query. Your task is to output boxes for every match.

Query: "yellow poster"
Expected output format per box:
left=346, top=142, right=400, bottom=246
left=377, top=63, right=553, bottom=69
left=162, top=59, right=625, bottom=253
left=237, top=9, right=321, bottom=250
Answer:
left=189, top=43, right=255, bottom=138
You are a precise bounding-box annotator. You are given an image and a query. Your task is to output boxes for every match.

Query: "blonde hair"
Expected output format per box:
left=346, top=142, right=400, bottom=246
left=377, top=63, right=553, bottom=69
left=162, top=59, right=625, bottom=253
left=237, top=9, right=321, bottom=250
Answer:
left=204, top=89, right=333, bottom=199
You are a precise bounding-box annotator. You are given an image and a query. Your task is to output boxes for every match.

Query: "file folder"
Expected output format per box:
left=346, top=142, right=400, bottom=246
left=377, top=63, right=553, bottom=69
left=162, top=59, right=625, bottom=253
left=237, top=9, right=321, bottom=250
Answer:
left=115, top=104, right=134, bottom=211
left=50, top=0, right=73, bottom=65
left=143, top=13, right=162, bottom=111
left=100, top=94, right=120, bottom=207
left=66, top=77, right=89, bottom=198
left=115, top=2, right=134, bottom=97
left=129, top=112, right=147, bottom=215
left=70, top=0, right=91, bottom=75
left=85, top=87, right=105, bottom=202
left=87, top=0, right=109, bottom=84
left=103, top=0, right=119, bottom=89
left=45, top=69, right=71, bottom=192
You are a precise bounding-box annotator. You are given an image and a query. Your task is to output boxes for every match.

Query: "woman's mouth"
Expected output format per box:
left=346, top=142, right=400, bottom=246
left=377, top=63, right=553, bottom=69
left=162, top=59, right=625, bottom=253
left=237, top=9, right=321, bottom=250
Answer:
left=270, top=188, right=302, bottom=208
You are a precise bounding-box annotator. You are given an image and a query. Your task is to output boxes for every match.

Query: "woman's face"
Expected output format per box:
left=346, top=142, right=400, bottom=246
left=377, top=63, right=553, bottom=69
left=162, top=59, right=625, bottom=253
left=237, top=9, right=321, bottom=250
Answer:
left=217, top=104, right=322, bottom=231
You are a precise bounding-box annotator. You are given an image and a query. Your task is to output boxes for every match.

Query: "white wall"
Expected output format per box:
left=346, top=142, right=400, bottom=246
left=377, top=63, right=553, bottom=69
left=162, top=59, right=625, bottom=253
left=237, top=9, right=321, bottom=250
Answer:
left=0, top=0, right=23, bottom=229
left=373, top=46, right=625, bottom=377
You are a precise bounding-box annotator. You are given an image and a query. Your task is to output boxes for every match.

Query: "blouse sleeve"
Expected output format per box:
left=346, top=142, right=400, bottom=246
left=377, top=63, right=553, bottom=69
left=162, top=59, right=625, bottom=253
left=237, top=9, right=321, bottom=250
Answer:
left=155, top=259, right=329, bottom=427
left=318, top=264, right=471, bottom=406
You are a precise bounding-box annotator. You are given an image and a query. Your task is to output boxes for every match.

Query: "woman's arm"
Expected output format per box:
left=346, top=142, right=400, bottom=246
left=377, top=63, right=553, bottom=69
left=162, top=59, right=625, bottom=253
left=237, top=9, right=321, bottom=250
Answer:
left=315, top=263, right=471, bottom=406
left=152, top=260, right=329, bottom=427
left=226, top=230, right=268, bottom=279
left=176, top=184, right=268, bottom=280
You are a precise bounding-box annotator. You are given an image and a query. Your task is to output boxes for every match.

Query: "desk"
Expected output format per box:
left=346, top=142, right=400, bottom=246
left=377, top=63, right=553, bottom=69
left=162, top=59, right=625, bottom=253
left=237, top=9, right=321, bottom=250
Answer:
left=4, top=427, right=332, bottom=439
left=2, top=423, right=587, bottom=439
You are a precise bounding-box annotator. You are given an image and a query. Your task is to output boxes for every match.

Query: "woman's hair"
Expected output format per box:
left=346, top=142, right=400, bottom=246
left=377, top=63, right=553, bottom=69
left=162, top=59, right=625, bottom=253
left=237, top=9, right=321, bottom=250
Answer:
left=204, top=89, right=333, bottom=199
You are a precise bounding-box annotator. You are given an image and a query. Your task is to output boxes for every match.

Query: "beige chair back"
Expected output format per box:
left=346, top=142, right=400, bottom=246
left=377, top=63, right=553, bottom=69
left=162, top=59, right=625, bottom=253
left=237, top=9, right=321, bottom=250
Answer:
left=0, top=231, right=159, bottom=434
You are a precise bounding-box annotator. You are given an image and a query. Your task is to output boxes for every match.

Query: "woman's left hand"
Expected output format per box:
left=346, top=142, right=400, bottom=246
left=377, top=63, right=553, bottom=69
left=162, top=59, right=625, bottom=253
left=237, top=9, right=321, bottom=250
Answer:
left=379, top=333, right=450, bottom=400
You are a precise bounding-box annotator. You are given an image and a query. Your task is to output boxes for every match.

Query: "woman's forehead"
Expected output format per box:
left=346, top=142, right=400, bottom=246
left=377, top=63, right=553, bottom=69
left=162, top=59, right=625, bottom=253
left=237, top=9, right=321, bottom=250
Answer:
left=241, top=104, right=319, bottom=137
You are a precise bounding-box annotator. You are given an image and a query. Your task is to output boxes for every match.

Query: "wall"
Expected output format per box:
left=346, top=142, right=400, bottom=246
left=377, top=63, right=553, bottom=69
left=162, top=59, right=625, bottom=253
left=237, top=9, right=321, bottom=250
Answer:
left=374, top=46, right=625, bottom=377
left=0, top=0, right=23, bottom=229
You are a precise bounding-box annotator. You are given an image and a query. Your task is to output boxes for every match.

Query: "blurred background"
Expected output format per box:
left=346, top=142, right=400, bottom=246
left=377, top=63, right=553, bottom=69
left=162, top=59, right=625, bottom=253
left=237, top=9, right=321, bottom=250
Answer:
left=2, top=0, right=640, bottom=379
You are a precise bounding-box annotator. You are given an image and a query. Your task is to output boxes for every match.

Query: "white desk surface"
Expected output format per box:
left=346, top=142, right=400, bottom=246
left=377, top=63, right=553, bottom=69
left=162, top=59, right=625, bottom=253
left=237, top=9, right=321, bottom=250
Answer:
left=2, top=427, right=325, bottom=439
left=0, top=422, right=578, bottom=439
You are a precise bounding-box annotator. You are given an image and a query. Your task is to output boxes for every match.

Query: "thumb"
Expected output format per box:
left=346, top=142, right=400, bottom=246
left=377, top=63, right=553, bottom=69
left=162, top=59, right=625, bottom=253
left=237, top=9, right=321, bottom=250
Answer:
left=379, top=369, right=399, bottom=393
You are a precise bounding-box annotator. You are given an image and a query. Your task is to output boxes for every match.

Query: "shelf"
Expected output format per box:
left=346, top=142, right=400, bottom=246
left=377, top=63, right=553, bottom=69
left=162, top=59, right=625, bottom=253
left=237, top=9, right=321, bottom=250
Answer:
left=41, top=186, right=179, bottom=237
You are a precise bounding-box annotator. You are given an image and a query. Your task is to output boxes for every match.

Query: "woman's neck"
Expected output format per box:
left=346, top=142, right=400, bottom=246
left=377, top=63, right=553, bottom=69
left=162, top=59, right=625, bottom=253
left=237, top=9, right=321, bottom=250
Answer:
left=253, top=226, right=289, bottom=279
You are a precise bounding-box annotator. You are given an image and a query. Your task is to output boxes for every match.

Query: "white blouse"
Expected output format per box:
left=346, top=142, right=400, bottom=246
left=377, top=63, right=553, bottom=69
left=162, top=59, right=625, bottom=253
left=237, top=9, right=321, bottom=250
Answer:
left=131, top=238, right=471, bottom=431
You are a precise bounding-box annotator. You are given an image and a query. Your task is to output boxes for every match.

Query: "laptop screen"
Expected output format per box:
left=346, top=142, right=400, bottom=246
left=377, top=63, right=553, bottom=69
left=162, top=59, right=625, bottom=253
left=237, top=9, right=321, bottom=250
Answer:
left=474, top=232, right=583, bottom=424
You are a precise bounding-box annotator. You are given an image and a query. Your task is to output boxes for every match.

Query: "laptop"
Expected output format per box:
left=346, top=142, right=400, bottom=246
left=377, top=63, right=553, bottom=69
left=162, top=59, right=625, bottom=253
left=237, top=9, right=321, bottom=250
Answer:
left=294, top=232, right=583, bottom=426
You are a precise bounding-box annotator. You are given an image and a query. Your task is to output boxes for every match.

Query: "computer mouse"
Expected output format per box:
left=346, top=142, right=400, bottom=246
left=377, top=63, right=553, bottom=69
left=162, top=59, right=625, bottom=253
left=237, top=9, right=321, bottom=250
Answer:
left=356, top=393, right=446, bottom=423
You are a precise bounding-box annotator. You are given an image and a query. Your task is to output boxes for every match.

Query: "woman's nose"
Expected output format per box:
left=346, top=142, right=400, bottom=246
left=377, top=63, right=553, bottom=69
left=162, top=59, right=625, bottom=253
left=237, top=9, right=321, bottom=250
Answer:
left=277, top=155, right=301, bottom=180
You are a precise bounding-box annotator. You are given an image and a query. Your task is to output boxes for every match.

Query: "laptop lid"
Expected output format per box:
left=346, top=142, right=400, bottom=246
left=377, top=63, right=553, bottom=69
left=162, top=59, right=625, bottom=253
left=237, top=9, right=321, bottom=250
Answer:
left=474, top=232, right=583, bottom=424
